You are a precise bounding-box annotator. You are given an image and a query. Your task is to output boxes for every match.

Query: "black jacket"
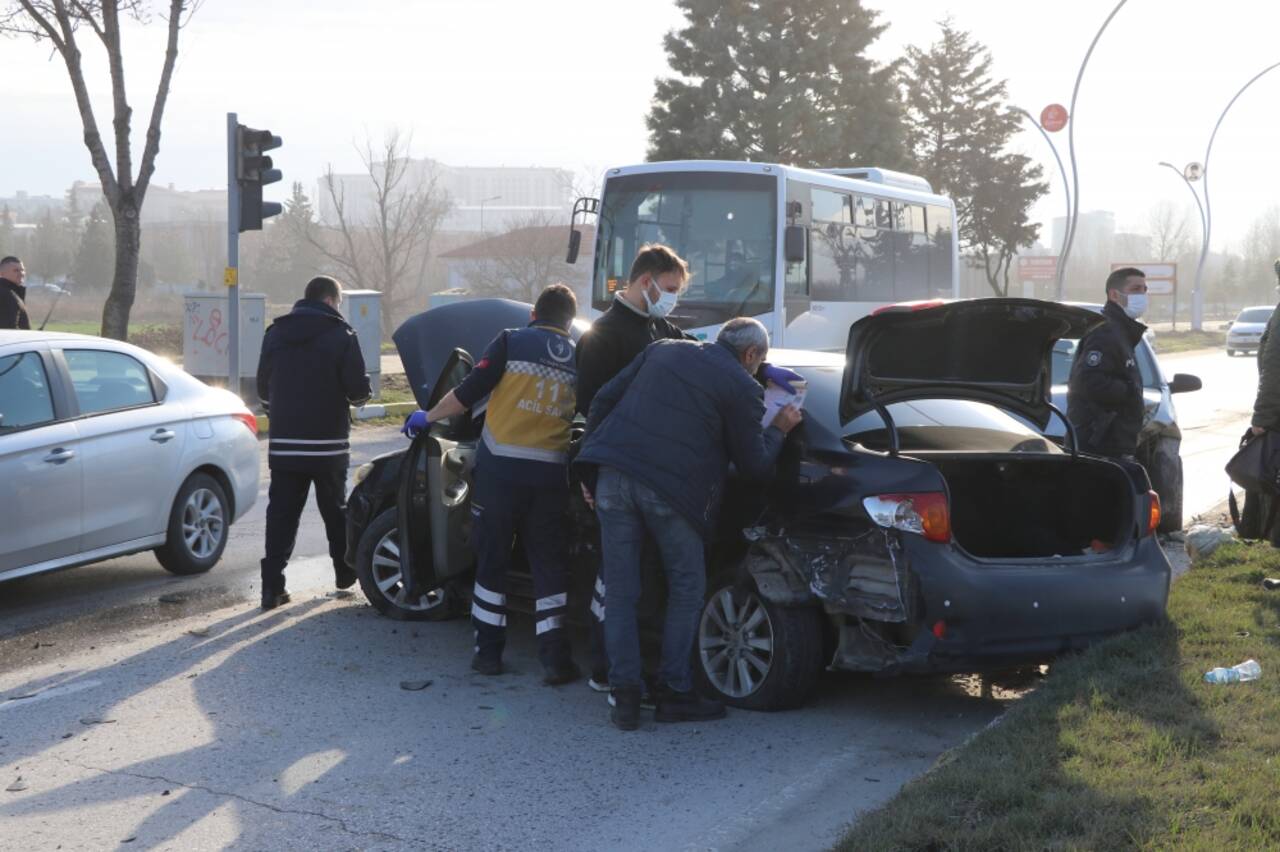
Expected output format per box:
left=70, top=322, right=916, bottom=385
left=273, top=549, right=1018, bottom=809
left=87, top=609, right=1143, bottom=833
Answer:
left=1066, top=300, right=1146, bottom=458
left=576, top=339, right=784, bottom=538
left=0, top=279, right=30, bottom=330
left=257, top=299, right=371, bottom=472
left=574, top=296, right=690, bottom=416
left=1252, top=304, right=1280, bottom=429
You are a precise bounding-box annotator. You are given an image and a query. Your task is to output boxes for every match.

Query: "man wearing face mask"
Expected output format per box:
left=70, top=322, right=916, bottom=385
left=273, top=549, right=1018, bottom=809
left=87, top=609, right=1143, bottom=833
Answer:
left=1067, top=267, right=1149, bottom=461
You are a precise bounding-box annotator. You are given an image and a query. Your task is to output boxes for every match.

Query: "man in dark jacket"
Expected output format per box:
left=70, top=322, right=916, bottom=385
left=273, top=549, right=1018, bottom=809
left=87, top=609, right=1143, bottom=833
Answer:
left=256, top=276, right=371, bottom=609
left=0, top=256, right=31, bottom=330
left=1242, top=267, right=1280, bottom=542
left=1067, top=267, right=1148, bottom=460
left=577, top=317, right=802, bottom=730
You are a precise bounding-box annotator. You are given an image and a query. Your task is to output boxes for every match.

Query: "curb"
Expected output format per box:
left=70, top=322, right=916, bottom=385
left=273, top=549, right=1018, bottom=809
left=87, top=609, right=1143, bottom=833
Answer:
left=253, top=401, right=417, bottom=436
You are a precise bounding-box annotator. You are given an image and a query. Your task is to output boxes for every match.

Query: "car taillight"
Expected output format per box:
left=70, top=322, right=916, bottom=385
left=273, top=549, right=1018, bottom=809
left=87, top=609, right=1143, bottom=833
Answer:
left=862, top=492, right=951, bottom=543
left=1146, top=490, right=1161, bottom=537
left=233, top=412, right=259, bottom=436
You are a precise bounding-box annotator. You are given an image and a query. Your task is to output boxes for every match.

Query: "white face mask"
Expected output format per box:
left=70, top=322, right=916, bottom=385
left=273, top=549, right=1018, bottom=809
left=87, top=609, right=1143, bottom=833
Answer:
left=1123, top=293, right=1148, bottom=320
left=645, top=281, right=679, bottom=318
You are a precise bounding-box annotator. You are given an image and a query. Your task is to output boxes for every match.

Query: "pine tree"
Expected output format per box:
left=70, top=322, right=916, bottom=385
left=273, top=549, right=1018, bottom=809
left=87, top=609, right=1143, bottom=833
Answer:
left=647, top=0, right=908, bottom=169
left=903, top=20, right=1046, bottom=295
left=72, top=201, right=116, bottom=291
left=248, top=182, right=324, bottom=301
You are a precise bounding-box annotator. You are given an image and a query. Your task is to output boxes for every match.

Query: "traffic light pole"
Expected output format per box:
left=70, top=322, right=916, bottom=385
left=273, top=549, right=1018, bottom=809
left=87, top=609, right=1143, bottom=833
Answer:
left=226, top=112, right=242, bottom=395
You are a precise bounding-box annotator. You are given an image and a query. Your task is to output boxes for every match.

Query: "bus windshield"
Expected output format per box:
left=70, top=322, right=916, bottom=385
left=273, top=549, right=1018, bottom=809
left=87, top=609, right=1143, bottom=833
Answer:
left=593, top=171, right=777, bottom=329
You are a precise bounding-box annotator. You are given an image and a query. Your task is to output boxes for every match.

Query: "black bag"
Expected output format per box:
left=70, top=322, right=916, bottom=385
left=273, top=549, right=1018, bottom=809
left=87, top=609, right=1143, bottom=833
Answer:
left=1226, top=428, right=1280, bottom=537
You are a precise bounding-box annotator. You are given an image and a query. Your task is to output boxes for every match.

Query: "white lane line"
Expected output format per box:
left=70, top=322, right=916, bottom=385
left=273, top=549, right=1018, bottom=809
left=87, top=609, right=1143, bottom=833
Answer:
left=0, top=679, right=103, bottom=712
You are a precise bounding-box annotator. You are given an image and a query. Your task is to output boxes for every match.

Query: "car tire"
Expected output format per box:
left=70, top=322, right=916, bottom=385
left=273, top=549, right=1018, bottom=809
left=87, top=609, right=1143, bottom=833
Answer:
left=1149, top=439, right=1184, bottom=534
left=1227, top=349, right=1237, bottom=357
left=694, top=578, right=823, bottom=711
left=355, top=509, right=460, bottom=622
left=155, top=473, right=229, bottom=575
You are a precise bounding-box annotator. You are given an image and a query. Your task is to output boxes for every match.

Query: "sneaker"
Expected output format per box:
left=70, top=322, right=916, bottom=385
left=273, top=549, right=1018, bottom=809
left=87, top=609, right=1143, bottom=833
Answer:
left=610, top=687, right=641, bottom=731
left=654, top=687, right=726, bottom=723
left=543, top=658, right=582, bottom=686
left=587, top=672, right=610, bottom=693
left=260, top=591, right=291, bottom=611
left=606, top=678, right=657, bottom=710
left=335, top=565, right=358, bottom=590
left=470, top=654, right=504, bottom=676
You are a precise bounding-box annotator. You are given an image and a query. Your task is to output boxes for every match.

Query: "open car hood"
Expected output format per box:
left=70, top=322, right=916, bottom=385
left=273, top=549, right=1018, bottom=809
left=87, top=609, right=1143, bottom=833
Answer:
left=394, top=298, right=587, bottom=409
left=839, top=299, right=1104, bottom=429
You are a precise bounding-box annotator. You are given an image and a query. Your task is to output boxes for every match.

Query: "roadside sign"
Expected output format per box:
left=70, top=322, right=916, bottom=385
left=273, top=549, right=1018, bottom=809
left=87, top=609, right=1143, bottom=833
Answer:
left=1111, top=262, right=1175, bottom=296
left=1040, top=104, right=1069, bottom=133
left=1018, top=256, right=1059, bottom=282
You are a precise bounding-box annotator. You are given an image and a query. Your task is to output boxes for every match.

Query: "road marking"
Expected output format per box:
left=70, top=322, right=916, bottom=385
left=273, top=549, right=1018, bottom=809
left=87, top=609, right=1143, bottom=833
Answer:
left=0, top=679, right=103, bottom=712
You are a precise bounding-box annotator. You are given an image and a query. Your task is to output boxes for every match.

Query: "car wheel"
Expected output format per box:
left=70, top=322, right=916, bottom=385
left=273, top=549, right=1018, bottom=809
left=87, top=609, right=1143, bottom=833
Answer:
left=1227, top=350, right=1237, bottom=357
left=155, top=473, right=229, bottom=575
left=355, top=509, right=459, bottom=621
left=694, top=579, right=823, bottom=711
left=1149, top=438, right=1184, bottom=534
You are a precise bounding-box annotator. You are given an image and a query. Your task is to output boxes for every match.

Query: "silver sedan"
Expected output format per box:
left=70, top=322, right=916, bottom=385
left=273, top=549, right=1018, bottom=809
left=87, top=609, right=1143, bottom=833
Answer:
left=0, top=330, right=260, bottom=582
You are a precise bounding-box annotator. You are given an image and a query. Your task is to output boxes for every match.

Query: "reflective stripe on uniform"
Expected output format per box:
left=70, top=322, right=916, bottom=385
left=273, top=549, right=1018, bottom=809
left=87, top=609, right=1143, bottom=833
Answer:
left=536, top=593, right=567, bottom=611
left=535, top=615, right=564, bottom=635
left=473, top=583, right=506, bottom=607
left=472, top=602, right=507, bottom=627
left=590, top=599, right=605, bottom=622
left=481, top=429, right=567, bottom=464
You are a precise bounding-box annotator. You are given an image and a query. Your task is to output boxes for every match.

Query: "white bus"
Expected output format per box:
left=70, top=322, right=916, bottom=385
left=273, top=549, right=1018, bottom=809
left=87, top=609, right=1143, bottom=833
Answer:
left=568, top=160, right=958, bottom=351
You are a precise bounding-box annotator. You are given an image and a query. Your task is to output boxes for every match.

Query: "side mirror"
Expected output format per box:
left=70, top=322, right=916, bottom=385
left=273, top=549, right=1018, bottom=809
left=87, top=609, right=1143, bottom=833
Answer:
left=1169, top=373, right=1202, bottom=395
left=784, top=225, right=807, bottom=264
left=566, top=228, right=582, bottom=265
left=1224, top=321, right=1234, bottom=330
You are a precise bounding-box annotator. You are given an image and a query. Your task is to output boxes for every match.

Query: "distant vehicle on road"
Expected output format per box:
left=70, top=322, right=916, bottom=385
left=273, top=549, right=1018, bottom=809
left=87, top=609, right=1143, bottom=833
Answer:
left=346, top=298, right=1172, bottom=711
left=0, top=330, right=260, bottom=582
left=1225, top=305, right=1274, bottom=356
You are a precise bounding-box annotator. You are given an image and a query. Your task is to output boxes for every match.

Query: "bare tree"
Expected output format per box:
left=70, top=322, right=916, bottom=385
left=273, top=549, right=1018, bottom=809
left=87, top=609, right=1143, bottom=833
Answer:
left=2, top=0, right=199, bottom=339
left=459, top=212, right=588, bottom=304
left=306, top=131, right=452, bottom=336
left=1148, top=202, right=1193, bottom=261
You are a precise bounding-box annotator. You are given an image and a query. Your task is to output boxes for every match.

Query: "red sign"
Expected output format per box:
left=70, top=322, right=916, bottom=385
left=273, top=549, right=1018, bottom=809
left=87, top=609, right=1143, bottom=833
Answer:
left=1018, top=256, right=1059, bottom=282
left=1040, top=104, right=1069, bottom=133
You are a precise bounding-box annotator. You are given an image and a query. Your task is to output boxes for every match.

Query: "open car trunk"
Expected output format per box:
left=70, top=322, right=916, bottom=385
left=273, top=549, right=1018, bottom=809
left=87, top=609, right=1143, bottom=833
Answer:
left=920, top=454, right=1135, bottom=559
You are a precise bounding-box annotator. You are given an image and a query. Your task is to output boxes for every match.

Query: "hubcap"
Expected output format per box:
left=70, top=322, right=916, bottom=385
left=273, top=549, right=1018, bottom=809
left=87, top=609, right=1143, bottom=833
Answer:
left=699, top=587, right=775, bottom=698
left=370, top=528, right=447, bottom=612
left=182, top=487, right=225, bottom=559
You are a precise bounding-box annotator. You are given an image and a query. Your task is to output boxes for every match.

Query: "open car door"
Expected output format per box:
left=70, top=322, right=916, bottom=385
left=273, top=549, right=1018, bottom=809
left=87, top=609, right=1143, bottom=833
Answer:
left=398, top=349, right=480, bottom=603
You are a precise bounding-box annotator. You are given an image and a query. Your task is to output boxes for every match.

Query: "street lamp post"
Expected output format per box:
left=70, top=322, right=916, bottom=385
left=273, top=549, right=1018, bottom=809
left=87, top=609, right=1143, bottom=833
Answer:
left=479, top=194, right=502, bottom=234
left=1157, top=161, right=1207, bottom=330
left=1061, top=0, right=1131, bottom=292
left=1193, top=60, right=1280, bottom=330
left=1014, top=107, right=1072, bottom=300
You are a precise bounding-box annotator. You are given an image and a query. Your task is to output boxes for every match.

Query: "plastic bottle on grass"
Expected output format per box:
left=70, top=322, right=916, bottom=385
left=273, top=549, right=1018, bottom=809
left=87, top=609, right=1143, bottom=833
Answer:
left=1203, top=659, right=1261, bottom=684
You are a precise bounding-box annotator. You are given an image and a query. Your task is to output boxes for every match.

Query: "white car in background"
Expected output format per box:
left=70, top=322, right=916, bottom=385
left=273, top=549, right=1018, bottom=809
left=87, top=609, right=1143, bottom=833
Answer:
left=1226, top=305, right=1275, bottom=356
left=0, top=331, right=260, bottom=581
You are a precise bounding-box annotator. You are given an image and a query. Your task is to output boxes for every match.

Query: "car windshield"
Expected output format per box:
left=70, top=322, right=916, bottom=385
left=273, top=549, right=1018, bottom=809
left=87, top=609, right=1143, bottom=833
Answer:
left=1052, top=339, right=1160, bottom=390
left=592, top=170, right=777, bottom=329
left=845, top=399, right=1062, bottom=454
left=1237, top=308, right=1274, bottom=324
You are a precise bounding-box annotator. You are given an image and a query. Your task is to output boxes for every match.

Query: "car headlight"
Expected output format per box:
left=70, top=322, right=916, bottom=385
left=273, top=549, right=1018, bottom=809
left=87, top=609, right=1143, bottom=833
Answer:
left=352, top=462, right=375, bottom=487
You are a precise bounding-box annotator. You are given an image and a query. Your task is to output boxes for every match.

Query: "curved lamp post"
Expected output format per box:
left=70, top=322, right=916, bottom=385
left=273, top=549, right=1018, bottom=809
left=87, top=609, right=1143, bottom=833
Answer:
left=1193, top=60, right=1280, bottom=329
left=1061, top=0, right=1131, bottom=293
left=1156, top=162, right=1206, bottom=330
left=1014, top=107, right=1072, bottom=300
left=479, top=194, right=502, bottom=234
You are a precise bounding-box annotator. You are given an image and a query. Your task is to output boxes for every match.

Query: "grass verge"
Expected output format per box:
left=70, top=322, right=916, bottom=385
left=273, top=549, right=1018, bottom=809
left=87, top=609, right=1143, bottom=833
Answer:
left=1152, top=330, right=1226, bottom=354
left=838, top=540, right=1280, bottom=851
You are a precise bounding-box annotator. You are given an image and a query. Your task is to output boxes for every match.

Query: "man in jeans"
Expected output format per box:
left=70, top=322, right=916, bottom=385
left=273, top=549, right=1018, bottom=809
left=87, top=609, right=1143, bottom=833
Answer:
left=577, top=318, right=802, bottom=730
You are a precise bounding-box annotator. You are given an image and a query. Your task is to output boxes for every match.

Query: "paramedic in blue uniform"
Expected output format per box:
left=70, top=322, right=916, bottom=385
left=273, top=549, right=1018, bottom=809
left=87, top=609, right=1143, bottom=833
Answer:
left=406, top=284, right=581, bottom=685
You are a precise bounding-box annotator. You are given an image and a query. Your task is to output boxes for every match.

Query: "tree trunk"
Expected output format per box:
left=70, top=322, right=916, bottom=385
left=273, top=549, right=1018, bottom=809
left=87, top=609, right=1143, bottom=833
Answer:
left=101, top=202, right=141, bottom=340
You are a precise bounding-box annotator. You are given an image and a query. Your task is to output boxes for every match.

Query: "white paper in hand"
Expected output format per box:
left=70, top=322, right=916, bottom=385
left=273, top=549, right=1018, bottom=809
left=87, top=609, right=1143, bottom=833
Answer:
left=762, top=379, right=806, bottom=428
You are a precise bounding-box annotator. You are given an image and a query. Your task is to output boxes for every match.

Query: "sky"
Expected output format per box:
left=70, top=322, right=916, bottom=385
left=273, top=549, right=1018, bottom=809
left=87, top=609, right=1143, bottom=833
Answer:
left=2, top=0, right=1279, bottom=252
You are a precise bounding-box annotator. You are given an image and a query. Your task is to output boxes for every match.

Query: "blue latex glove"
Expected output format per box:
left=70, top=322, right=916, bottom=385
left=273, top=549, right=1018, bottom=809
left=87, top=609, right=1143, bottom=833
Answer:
left=760, top=364, right=804, bottom=394
left=401, top=410, right=430, bottom=439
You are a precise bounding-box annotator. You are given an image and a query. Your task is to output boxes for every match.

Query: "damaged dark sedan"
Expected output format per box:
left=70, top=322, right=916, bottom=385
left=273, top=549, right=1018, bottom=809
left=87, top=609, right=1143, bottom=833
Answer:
left=345, top=298, right=1170, bottom=711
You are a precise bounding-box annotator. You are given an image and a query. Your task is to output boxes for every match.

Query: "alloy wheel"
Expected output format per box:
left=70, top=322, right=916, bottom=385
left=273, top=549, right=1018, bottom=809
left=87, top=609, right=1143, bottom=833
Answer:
left=699, top=587, right=775, bottom=698
left=182, top=487, right=225, bottom=559
left=369, top=528, right=448, bottom=613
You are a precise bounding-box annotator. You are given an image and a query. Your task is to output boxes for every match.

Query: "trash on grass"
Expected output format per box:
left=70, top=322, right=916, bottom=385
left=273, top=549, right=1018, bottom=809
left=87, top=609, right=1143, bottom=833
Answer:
left=1204, top=659, right=1261, bottom=684
left=1185, top=525, right=1237, bottom=561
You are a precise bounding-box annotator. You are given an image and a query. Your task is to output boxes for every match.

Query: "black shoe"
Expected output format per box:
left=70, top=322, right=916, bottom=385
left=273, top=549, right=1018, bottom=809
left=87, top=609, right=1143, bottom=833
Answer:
left=607, top=675, right=657, bottom=709
left=655, top=687, right=726, bottom=723
left=471, top=654, right=504, bottom=676
left=543, top=658, right=582, bottom=686
left=610, top=687, right=641, bottom=731
left=335, top=565, right=358, bottom=590
left=260, top=591, right=291, bottom=611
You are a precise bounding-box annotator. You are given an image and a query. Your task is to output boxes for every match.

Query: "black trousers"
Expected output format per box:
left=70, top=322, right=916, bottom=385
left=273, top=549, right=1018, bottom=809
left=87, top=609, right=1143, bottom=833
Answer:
left=261, top=467, right=347, bottom=595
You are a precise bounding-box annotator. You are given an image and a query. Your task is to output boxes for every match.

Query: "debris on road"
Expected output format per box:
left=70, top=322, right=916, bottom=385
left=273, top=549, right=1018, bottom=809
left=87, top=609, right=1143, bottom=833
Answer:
left=1184, top=525, right=1237, bottom=561
left=158, top=593, right=189, bottom=604
left=6, top=777, right=28, bottom=792
left=186, top=627, right=211, bottom=637
left=399, top=680, right=433, bottom=691
left=79, top=716, right=117, bottom=726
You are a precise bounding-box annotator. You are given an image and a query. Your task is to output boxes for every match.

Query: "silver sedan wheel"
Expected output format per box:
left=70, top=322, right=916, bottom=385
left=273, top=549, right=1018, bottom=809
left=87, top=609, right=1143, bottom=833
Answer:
left=370, top=528, right=448, bottom=613
left=699, top=587, right=775, bottom=698
left=182, top=487, right=225, bottom=559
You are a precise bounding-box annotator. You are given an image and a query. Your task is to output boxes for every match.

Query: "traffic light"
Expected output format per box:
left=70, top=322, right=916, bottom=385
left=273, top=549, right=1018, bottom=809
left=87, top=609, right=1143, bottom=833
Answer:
left=236, top=124, right=282, bottom=232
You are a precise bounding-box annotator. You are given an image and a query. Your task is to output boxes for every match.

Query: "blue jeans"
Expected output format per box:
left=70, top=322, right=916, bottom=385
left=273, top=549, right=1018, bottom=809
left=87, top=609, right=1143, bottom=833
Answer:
left=595, top=467, right=705, bottom=693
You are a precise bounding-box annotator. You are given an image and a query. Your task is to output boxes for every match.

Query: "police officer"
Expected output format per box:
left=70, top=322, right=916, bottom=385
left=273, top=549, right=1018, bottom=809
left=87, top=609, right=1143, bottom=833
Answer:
left=1067, top=267, right=1148, bottom=460
left=409, top=284, right=581, bottom=685
left=257, top=276, right=372, bottom=609
left=0, top=256, right=30, bottom=330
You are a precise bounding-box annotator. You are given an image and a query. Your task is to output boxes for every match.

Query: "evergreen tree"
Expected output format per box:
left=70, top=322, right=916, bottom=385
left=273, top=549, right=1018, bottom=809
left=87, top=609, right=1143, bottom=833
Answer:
left=30, top=210, right=73, bottom=283
left=903, top=20, right=1046, bottom=295
left=647, top=0, right=908, bottom=169
left=72, top=201, right=116, bottom=291
left=249, top=182, right=324, bottom=301
left=0, top=204, right=13, bottom=254
left=64, top=183, right=85, bottom=246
